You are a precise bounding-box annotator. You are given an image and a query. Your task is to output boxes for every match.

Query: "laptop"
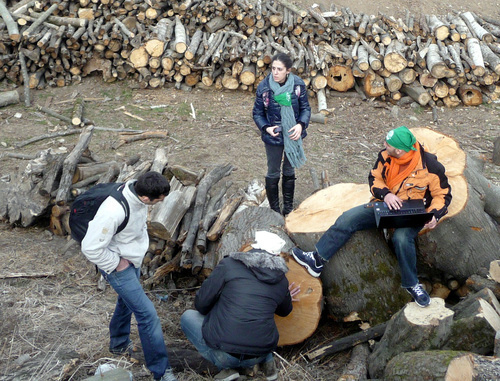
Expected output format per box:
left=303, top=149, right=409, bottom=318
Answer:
left=373, top=199, right=434, bottom=229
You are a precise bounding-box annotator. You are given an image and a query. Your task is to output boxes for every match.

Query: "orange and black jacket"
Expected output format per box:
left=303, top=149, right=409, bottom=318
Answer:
left=368, top=142, right=452, bottom=221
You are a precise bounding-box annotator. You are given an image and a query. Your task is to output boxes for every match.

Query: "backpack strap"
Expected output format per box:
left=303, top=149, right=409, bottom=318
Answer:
left=110, top=183, right=130, bottom=234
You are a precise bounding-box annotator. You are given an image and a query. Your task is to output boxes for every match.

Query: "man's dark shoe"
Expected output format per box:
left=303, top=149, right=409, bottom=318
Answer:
left=109, top=341, right=135, bottom=356
left=262, top=358, right=278, bottom=381
left=214, top=369, right=239, bottom=381
left=290, top=247, right=324, bottom=277
left=406, top=284, right=431, bottom=307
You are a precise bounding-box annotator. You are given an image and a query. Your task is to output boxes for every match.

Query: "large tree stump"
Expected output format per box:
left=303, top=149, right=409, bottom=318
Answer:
left=286, top=183, right=408, bottom=324
left=417, top=156, right=500, bottom=281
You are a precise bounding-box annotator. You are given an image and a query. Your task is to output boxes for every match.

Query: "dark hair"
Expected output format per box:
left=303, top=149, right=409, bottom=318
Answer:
left=271, top=53, right=293, bottom=70
left=134, top=171, right=170, bottom=200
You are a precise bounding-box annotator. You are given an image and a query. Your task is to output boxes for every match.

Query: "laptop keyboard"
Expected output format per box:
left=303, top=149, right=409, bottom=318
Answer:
left=377, top=208, right=423, bottom=216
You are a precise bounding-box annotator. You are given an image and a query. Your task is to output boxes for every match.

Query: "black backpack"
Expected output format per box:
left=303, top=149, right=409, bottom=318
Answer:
left=69, top=182, right=130, bottom=243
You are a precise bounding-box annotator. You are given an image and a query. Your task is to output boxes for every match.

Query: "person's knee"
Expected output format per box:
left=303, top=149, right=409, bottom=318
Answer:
left=180, top=309, right=198, bottom=330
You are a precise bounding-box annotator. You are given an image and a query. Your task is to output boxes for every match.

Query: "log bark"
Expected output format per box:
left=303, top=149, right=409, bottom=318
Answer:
left=369, top=291, right=500, bottom=379
left=55, top=126, right=94, bottom=204
left=0, top=90, right=20, bottom=108
left=416, top=156, right=500, bottom=282
left=181, top=163, right=233, bottom=256
left=148, top=186, right=197, bottom=241
left=337, top=344, right=370, bottom=381
left=384, top=351, right=500, bottom=381
left=306, top=322, right=387, bottom=361
left=206, top=191, right=244, bottom=241
left=368, top=298, right=455, bottom=378
left=0, top=0, right=20, bottom=41
left=401, top=83, right=431, bottom=106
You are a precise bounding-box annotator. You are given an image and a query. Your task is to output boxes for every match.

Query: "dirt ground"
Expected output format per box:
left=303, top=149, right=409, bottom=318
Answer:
left=0, top=1, right=499, bottom=380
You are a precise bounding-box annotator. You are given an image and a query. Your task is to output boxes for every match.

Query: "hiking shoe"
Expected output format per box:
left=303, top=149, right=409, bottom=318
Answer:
left=290, top=247, right=324, bottom=277
left=214, top=369, right=240, bottom=381
left=406, top=284, right=431, bottom=307
left=262, top=359, right=278, bottom=381
left=157, top=369, right=177, bottom=381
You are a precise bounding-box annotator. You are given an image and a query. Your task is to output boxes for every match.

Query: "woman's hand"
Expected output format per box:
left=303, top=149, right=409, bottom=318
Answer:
left=288, top=123, right=303, bottom=141
left=289, top=282, right=301, bottom=302
left=266, top=126, right=281, bottom=137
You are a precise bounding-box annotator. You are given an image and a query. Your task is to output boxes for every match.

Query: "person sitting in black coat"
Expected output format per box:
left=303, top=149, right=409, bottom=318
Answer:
left=180, top=231, right=300, bottom=381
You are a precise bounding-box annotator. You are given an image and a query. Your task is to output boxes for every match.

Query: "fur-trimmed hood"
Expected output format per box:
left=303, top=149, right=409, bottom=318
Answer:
left=229, top=249, right=288, bottom=285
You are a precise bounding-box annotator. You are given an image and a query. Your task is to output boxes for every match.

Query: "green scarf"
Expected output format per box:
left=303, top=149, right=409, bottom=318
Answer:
left=269, top=74, right=306, bottom=169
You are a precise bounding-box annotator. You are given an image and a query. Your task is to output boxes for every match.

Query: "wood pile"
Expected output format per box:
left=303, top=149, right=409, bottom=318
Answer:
left=1, top=1, right=500, bottom=108
left=0, top=124, right=323, bottom=346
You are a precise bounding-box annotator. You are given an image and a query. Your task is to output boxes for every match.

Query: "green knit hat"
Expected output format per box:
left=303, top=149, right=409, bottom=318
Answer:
left=386, top=126, right=417, bottom=152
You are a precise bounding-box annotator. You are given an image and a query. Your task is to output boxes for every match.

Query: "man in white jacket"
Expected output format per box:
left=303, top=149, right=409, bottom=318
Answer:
left=81, top=171, right=177, bottom=381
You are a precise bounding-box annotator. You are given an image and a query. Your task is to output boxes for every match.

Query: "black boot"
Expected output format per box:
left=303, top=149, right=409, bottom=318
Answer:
left=282, top=175, right=295, bottom=216
left=265, top=176, right=281, bottom=214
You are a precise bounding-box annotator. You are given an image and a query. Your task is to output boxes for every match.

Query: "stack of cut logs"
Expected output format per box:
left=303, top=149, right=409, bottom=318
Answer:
left=1, top=0, right=500, bottom=108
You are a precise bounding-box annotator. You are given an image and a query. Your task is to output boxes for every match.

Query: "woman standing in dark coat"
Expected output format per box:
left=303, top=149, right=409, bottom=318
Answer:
left=253, top=53, right=311, bottom=215
left=181, top=232, right=300, bottom=381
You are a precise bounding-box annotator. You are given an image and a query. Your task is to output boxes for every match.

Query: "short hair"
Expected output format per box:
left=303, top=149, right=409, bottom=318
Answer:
left=271, top=53, right=293, bottom=70
left=134, top=171, right=170, bottom=200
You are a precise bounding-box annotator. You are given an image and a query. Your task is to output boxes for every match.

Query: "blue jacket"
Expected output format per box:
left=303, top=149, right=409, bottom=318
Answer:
left=252, top=74, right=311, bottom=146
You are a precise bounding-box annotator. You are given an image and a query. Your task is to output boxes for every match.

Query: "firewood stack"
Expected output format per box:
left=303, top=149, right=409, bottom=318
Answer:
left=1, top=1, right=500, bottom=107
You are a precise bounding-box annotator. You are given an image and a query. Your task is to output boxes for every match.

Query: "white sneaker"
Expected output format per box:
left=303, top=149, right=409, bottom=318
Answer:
left=158, top=369, right=177, bottom=381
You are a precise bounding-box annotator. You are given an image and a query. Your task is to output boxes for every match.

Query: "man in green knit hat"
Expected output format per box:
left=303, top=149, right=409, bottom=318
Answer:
left=291, top=126, right=452, bottom=307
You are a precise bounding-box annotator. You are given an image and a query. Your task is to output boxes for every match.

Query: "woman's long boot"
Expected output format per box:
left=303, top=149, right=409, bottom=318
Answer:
left=282, top=175, right=295, bottom=216
left=265, top=177, right=281, bottom=213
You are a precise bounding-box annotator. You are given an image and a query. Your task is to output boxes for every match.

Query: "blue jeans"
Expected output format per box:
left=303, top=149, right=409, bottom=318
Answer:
left=315, top=203, right=421, bottom=288
left=265, top=144, right=294, bottom=178
left=180, top=310, right=272, bottom=370
left=100, top=265, right=170, bottom=379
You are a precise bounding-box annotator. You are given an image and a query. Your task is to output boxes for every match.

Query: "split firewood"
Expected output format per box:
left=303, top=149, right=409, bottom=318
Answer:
left=55, top=126, right=94, bottom=204
left=181, top=163, right=233, bottom=256
left=150, top=147, right=169, bottom=175
left=206, top=191, right=244, bottom=241
left=196, top=182, right=231, bottom=253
